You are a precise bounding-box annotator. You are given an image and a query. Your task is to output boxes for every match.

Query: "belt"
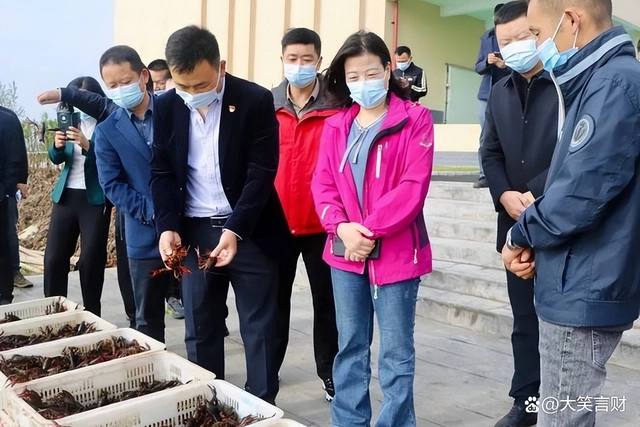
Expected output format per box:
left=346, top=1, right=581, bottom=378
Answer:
left=187, top=215, right=230, bottom=227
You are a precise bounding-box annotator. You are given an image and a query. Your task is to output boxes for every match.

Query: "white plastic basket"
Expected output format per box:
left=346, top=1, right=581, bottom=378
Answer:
left=0, top=328, right=165, bottom=387
left=4, top=351, right=217, bottom=427
left=260, top=419, right=308, bottom=427
left=0, top=297, right=83, bottom=324
left=47, top=379, right=284, bottom=427
left=0, top=311, right=116, bottom=351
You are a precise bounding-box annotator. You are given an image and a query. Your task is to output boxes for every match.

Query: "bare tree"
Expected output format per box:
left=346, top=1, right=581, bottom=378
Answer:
left=0, top=81, right=25, bottom=118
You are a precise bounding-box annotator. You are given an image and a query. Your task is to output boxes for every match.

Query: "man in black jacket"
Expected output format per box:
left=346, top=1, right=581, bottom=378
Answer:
left=393, top=46, right=427, bottom=102
left=481, top=2, right=558, bottom=426
left=0, top=106, right=28, bottom=304
left=151, top=26, right=291, bottom=404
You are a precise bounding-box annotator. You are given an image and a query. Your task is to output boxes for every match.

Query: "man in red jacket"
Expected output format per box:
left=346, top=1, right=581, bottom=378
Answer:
left=272, top=28, right=341, bottom=402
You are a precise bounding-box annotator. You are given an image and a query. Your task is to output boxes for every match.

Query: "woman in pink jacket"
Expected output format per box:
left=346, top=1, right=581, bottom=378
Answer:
left=312, top=30, right=434, bottom=427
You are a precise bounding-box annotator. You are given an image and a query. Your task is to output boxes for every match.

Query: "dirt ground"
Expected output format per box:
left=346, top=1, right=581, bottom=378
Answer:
left=17, top=165, right=117, bottom=269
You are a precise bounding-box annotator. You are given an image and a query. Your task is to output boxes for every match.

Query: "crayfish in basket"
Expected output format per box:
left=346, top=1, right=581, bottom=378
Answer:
left=1, top=336, right=150, bottom=385
left=0, top=321, right=98, bottom=351
left=19, top=379, right=183, bottom=420
left=0, top=313, right=22, bottom=325
left=150, top=243, right=191, bottom=280
left=183, top=384, right=271, bottom=427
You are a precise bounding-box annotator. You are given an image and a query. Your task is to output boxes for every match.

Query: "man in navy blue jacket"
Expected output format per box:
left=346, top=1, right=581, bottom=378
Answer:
left=475, top=3, right=511, bottom=188
left=503, top=1, right=640, bottom=425
left=93, top=45, right=171, bottom=344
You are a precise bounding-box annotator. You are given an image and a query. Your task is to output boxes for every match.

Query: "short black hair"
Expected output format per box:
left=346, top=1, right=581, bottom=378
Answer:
left=494, top=3, right=505, bottom=14
left=281, top=28, right=321, bottom=56
left=495, top=1, right=528, bottom=26
left=66, top=76, right=105, bottom=97
left=99, top=45, right=146, bottom=75
left=395, top=46, right=411, bottom=56
left=325, top=30, right=410, bottom=107
left=165, top=26, right=220, bottom=74
left=148, top=59, right=169, bottom=72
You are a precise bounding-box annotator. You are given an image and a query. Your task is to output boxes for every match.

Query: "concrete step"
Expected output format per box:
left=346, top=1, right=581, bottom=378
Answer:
left=428, top=181, right=493, bottom=204
left=416, top=285, right=640, bottom=371
left=430, top=236, right=503, bottom=269
left=424, top=198, right=497, bottom=223
left=427, top=216, right=496, bottom=244
left=425, top=260, right=509, bottom=304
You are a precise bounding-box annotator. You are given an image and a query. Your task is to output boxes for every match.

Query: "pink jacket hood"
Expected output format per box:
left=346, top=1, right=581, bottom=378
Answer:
left=312, top=93, right=434, bottom=285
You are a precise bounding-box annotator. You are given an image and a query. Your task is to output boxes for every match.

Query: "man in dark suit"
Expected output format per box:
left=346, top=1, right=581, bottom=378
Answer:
left=93, top=45, right=171, bottom=343
left=474, top=3, right=512, bottom=188
left=151, top=26, right=291, bottom=404
left=0, top=106, right=28, bottom=304
left=480, top=2, right=558, bottom=426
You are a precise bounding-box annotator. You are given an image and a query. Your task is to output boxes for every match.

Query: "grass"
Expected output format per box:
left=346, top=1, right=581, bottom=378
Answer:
left=433, top=165, right=479, bottom=172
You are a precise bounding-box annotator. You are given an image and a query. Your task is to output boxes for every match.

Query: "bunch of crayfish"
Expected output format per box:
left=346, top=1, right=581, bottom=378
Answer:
left=150, top=244, right=219, bottom=280
left=19, top=379, right=182, bottom=420
left=183, top=385, right=268, bottom=427
left=0, top=301, right=68, bottom=325
left=0, top=314, right=22, bottom=325
left=0, top=336, right=150, bottom=385
left=0, top=321, right=98, bottom=351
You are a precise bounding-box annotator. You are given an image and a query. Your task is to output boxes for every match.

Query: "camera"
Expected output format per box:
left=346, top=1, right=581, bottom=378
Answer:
left=56, top=102, right=79, bottom=135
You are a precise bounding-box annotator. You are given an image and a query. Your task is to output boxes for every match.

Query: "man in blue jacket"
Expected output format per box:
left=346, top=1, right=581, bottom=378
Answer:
left=475, top=3, right=511, bottom=188
left=93, top=45, right=171, bottom=343
left=503, top=1, right=640, bottom=426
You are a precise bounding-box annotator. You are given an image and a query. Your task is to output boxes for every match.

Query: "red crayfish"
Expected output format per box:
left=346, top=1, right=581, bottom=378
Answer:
left=150, top=244, right=191, bottom=280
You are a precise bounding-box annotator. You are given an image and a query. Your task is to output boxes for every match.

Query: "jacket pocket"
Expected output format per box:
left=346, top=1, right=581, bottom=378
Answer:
left=375, top=144, right=382, bottom=179
left=558, top=248, right=573, bottom=294
left=410, top=221, right=419, bottom=264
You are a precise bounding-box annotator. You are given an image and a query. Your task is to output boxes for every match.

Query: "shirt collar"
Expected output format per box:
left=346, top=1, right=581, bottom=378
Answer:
left=286, top=78, right=320, bottom=106
left=126, top=92, right=154, bottom=119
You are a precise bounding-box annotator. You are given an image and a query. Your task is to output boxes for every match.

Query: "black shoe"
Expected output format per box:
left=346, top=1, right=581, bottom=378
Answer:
left=322, top=378, right=335, bottom=402
left=473, top=177, right=489, bottom=189
left=494, top=404, right=537, bottom=427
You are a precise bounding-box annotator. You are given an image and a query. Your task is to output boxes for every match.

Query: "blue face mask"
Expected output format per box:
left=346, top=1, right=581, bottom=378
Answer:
left=105, top=77, right=145, bottom=110
left=537, top=14, right=579, bottom=72
left=396, top=61, right=410, bottom=71
left=176, top=73, right=221, bottom=109
left=346, top=77, right=388, bottom=109
left=284, top=63, right=317, bottom=88
left=501, top=39, right=540, bottom=74
left=154, top=89, right=166, bottom=96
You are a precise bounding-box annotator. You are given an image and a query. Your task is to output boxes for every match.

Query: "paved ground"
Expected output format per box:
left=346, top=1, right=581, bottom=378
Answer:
left=14, top=269, right=640, bottom=427
left=434, top=151, right=479, bottom=168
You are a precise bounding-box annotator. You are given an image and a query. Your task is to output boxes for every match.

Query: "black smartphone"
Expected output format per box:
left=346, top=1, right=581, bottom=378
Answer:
left=333, top=236, right=381, bottom=259
left=493, top=51, right=503, bottom=59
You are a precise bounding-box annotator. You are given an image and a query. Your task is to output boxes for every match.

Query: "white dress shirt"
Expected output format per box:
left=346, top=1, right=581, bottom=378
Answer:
left=65, top=117, right=96, bottom=190
left=184, top=80, right=233, bottom=217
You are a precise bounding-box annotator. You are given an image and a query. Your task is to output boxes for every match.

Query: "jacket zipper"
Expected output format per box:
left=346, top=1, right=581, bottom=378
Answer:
left=410, top=221, right=419, bottom=264
left=375, top=144, right=382, bottom=179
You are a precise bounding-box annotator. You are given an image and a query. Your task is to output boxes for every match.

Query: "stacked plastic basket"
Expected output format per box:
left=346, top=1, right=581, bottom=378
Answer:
left=0, top=296, right=286, bottom=427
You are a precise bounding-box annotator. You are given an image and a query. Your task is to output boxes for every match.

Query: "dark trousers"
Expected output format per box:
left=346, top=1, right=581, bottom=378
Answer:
left=7, top=196, right=19, bottom=271
left=129, top=257, right=170, bottom=343
left=0, top=198, right=13, bottom=303
left=166, top=277, right=181, bottom=300
left=43, top=189, right=110, bottom=316
left=181, top=218, right=279, bottom=404
left=274, top=233, right=338, bottom=380
left=506, top=270, right=540, bottom=402
left=115, top=209, right=136, bottom=328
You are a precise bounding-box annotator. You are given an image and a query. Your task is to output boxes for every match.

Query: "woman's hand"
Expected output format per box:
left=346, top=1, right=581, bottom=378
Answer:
left=54, top=131, right=67, bottom=149
left=66, top=126, right=90, bottom=151
left=337, top=222, right=375, bottom=262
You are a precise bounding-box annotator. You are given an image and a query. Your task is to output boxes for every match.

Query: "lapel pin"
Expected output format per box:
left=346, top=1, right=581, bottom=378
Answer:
left=229, top=105, right=236, bottom=113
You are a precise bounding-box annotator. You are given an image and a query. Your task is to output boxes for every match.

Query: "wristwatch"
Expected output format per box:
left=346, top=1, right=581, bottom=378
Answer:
left=506, top=228, right=518, bottom=251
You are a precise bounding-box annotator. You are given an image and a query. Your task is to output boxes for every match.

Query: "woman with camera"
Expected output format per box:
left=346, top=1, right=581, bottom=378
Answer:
left=311, top=30, right=435, bottom=427
left=44, top=76, right=111, bottom=316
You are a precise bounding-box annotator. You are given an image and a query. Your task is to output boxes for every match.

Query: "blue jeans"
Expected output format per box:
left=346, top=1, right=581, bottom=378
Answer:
left=330, top=268, right=420, bottom=427
left=478, top=100, right=488, bottom=179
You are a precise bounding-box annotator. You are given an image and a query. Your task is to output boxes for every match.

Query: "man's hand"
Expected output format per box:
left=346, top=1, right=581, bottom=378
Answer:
left=54, top=131, right=67, bottom=149
left=500, top=191, right=532, bottom=221
left=487, top=53, right=506, bottom=69
left=37, top=89, right=62, bottom=105
left=502, top=244, right=536, bottom=279
left=159, top=231, right=182, bottom=263
left=16, top=183, right=28, bottom=199
left=337, top=222, right=375, bottom=262
left=211, top=230, right=238, bottom=267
